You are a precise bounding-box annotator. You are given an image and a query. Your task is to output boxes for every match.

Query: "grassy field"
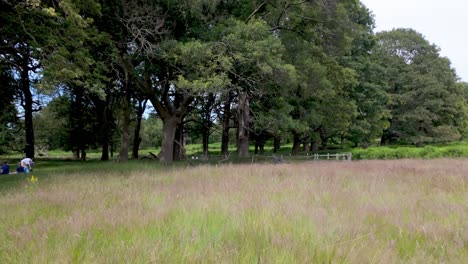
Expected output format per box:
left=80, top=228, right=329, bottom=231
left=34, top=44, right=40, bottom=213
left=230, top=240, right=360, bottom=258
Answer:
left=0, top=159, right=467, bottom=263
left=4, top=140, right=468, bottom=161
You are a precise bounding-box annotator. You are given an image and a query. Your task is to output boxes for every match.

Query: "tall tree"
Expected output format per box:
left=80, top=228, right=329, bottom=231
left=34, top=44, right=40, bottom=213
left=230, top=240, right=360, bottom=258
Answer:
left=377, top=28, right=465, bottom=145
left=1, top=0, right=110, bottom=158
left=0, top=1, right=42, bottom=158
left=131, top=96, right=148, bottom=159
left=0, top=63, right=18, bottom=154
left=338, top=2, right=390, bottom=147
left=213, top=18, right=295, bottom=157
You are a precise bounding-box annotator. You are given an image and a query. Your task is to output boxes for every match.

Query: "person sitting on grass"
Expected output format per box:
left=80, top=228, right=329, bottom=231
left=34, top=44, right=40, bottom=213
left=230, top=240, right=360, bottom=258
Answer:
left=16, top=162, right=24, bottom=174
left=21, top=157, right=34, bottom=173
left=1, top=161, right=10, bottom=175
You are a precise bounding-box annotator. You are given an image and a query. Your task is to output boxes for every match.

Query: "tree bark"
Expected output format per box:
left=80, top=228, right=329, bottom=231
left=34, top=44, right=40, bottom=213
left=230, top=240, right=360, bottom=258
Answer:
left=221, top=91, right=233, bottom=158
left=70, top=86, right=86, bottom=160
left=273, top=137, right=280, bottom=153
left=160, top=116, right=179, bottom=163
left=80, top=148, right=87, bottom=161
left=138, top=62, right=193, bottom=163
left=20, top=56, right=34, bottom=159
left=132, top=99, right=147, bottom=159
left=101, top=138, right=109, bottom=161
left=291, top=133, right=301, bottom=155
left=201, top=93, right=215, bottom=158
left=100, top=101, right=110, bottom=161
left=110, top=143, right=114, bottom=158
left=254, top=135, right=265, bottom=155
left=173, top=122, right=184, bottom=161
left=311, top=141, right=319, bottom=152
left=202, top=126, right=209, bottom=157
left=97, top=93, right=111, bottom=161
left=237, top=91, right=250, bottom=157
left=119, top=82, right=131, bottom=162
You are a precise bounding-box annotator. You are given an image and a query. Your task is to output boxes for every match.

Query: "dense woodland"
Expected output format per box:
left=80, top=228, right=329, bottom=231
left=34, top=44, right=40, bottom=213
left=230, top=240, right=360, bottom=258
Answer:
left=1, top=0, right=468, bottom=163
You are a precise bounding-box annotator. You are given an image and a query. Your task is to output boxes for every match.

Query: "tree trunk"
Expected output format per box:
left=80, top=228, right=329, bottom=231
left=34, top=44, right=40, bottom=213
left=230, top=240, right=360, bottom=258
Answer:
left=258, top=136, right=265, bottom=155
left=202, top=126, right=209, bottom=157
left=173, top=122, right=184, bottom=161
left=110, top=143, right=114, bottom=158
left=21, top=57, right=34, bottom=159
left=132, top=136, right=142, bottom=159
left=273, top=137, right=280, bottom=153
left=311, top=141, right=319, bottom=152
left=160, top=116, right=179, bottom=163
left=70, top=86, right=85, bottom=161
left=291, top=133, right=301, bottom=155
left=320, top=129, right=328, bottom=150
left=221, top=91, right=233, bottom=158
left=143, top=63, right=194, bottom=163
left=100, top=99, right=110, bottom=161
left=201, top=93, right=215, bottom=158
left=98, top=94, right=111, bottom=161
left=237, top=91, right=250, bottom=157
left=132, top=99, right=147, bottom=159
left=119, top=89, right=131, bottom=162
left=254, top=135, right=265, bottom=155
left=101, top=139, right=109, bottom=161
left=80, top=148, right=87, bottom=161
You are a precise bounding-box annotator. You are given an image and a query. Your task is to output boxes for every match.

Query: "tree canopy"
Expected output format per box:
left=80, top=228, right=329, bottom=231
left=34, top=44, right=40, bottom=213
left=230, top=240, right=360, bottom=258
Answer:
left=1, top=0, right=466, bottom=162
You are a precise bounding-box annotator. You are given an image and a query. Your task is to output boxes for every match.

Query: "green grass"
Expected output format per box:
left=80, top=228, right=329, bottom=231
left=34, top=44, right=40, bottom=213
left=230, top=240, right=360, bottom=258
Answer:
left=182, top=140, right=468, bottom=160
left=4, top=140, right=468, bottom=162
left=0, top=159, right=466, bottom=263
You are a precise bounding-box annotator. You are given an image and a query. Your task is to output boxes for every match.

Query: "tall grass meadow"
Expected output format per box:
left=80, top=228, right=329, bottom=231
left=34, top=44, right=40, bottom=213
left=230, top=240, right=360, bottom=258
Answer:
left=0, top=159, right=466, bottom=263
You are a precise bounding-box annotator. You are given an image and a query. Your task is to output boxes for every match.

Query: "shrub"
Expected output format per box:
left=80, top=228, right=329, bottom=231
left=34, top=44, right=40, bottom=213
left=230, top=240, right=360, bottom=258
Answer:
left=351, top=142, right=468, bottom=160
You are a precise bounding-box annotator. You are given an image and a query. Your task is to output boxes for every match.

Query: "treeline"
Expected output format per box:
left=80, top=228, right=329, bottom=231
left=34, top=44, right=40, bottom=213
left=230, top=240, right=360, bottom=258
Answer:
left=1, top=0, right=467, bottom=163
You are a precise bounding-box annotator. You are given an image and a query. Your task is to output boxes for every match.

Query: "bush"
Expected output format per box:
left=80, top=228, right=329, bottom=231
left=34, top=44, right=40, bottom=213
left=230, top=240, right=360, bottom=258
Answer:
left=351, top=142, right=468, bottom=160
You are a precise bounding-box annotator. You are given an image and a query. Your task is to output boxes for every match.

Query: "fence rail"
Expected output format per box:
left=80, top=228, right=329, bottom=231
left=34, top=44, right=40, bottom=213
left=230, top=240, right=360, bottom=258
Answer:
left=308, top=153, right=352, bottom=161
left=184, top=153, right=352, bottom=165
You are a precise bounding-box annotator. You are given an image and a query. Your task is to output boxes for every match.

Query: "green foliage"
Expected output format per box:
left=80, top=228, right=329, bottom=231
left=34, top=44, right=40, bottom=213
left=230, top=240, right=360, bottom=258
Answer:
left=38, top=0, right=112, bottom=98
left=2, top=0, right=468, bottom=159
left=0, top=65, right=18, bottom=154
left=34, top=94, right=101, bottom=153
left=352, top=142, right=468, bottom=160
left=377, top=29, right=464, bottom=145
left=160, top=40, right=231, bottom=93
left=213, top=18, right=295, bottom=92
left=140, top=114, right=164, bottom=149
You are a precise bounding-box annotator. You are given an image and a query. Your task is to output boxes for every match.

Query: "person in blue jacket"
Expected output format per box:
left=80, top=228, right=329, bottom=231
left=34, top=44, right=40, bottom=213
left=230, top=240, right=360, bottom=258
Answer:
left=1, top=161, right=10, bottom=175
left=16, top=162, right=24, bottom=173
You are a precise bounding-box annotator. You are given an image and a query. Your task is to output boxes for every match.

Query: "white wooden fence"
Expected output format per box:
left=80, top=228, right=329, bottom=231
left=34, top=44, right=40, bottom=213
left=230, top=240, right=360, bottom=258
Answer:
left=308, top=153, right=352, bottom=161
left=187, top=153, right=352, bottom=164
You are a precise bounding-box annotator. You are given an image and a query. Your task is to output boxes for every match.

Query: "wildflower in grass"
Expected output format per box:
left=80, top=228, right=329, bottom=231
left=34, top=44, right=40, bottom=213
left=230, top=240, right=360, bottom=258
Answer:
left=30, top=175, right=38, bottom=183
left=24, top=175, right=39, bottom=193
